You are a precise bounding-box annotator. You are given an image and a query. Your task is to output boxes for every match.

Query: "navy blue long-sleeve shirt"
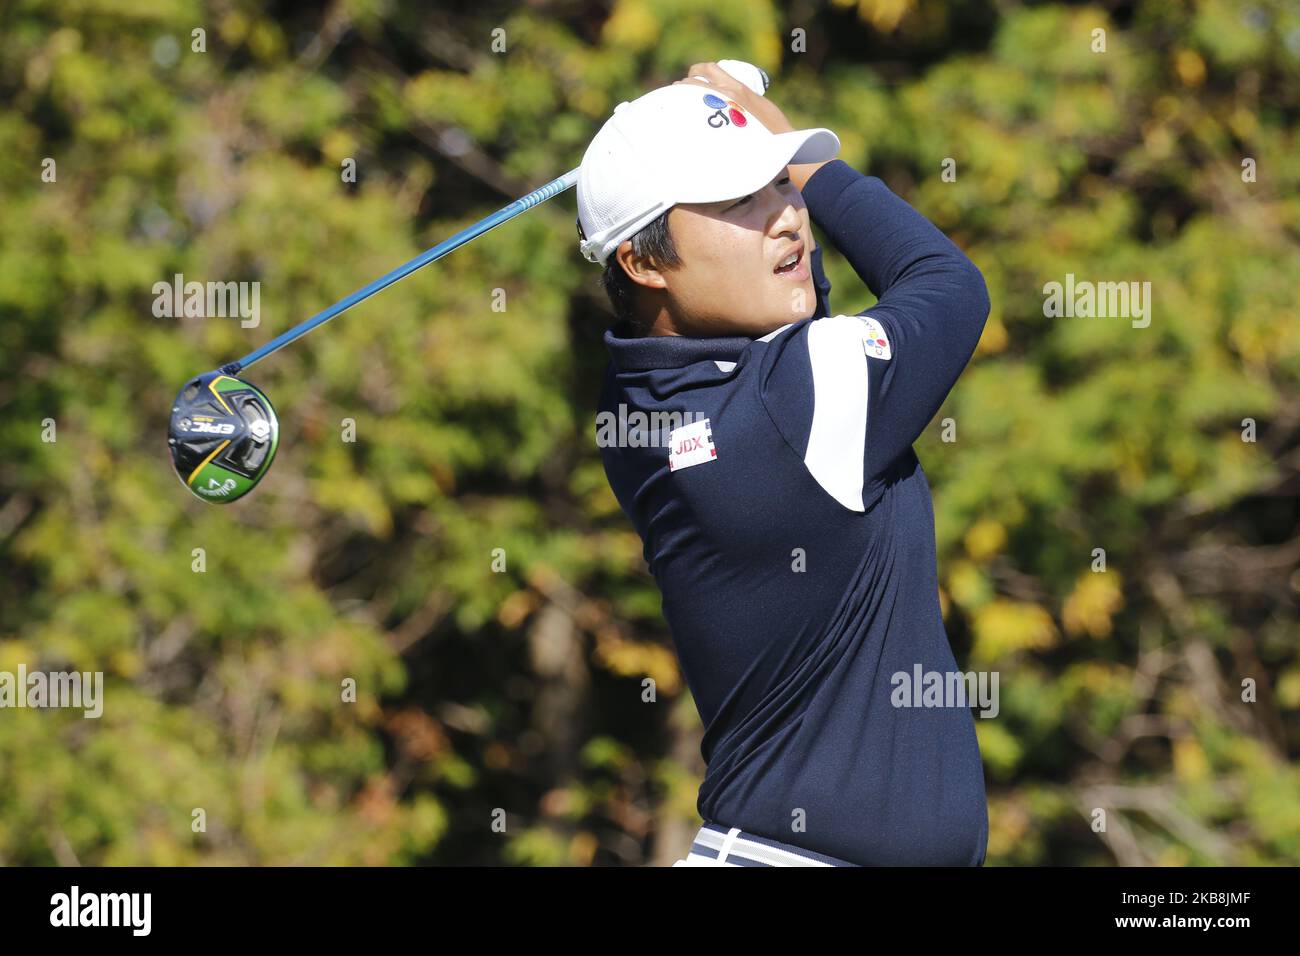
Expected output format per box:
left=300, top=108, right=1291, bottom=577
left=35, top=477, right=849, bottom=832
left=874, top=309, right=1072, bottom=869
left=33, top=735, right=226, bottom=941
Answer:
left=596, top=159, right=991, bottom=866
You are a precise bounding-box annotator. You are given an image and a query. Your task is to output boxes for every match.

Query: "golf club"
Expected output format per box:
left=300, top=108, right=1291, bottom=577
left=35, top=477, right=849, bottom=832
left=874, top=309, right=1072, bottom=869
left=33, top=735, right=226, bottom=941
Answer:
left=167, top=59, right=770, bottom=503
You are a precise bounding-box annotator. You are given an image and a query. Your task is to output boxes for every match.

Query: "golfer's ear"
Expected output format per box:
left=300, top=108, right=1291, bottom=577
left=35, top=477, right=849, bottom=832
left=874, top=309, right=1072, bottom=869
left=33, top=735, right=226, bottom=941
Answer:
left=614, top=239, right=668, bottom=291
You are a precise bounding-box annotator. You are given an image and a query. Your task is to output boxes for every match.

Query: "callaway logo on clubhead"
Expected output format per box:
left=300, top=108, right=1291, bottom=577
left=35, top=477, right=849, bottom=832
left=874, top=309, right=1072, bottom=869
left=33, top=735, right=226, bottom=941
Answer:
left=198, top=478, right=237, bottom=497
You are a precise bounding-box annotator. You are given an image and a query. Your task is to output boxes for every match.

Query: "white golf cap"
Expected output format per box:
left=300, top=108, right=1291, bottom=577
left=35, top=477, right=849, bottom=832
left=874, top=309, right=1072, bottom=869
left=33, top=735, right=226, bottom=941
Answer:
left=576, top=84, right=840, bottom=265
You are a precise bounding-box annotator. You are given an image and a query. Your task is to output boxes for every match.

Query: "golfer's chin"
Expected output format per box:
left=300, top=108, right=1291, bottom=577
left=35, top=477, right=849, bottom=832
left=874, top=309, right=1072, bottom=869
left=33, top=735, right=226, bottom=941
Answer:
left=714, top=288, right=815, bottom=339
left=681, top=281, right=817, bottom=338
left=758, top=276, right=817, bottom=330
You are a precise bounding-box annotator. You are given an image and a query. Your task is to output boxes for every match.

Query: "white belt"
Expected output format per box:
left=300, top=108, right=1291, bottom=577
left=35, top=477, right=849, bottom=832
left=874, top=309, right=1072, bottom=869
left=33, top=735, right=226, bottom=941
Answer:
left=671, top=823, right=854, bottom=867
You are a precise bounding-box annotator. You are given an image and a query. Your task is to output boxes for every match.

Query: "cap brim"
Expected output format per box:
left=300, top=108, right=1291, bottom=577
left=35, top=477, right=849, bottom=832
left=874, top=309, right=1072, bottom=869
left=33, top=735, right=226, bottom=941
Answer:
left=673, top=126, right=841, bottom=205
left=784, top=127, right=841, bottom=165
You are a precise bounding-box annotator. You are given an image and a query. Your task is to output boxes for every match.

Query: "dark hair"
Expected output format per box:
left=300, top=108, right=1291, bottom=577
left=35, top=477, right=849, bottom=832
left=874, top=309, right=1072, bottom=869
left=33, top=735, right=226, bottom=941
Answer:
left=600, top=211, right=681, bottom=333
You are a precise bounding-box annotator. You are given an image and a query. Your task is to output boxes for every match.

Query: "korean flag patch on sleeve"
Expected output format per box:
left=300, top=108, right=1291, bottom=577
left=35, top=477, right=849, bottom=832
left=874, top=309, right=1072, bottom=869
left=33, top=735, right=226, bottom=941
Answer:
left=859, top=316, right=892, bottom=361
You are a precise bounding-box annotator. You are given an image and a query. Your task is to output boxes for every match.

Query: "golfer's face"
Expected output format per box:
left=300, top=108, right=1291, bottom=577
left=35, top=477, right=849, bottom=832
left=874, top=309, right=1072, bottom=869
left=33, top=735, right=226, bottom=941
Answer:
left=668, top=169, right=816, bottom=336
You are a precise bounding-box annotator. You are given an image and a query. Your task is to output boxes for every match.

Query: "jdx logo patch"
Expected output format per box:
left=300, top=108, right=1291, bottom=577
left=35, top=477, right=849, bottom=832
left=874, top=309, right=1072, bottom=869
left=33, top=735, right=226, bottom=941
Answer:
left=859, top=316, right=892, bottom=360
left=668, top=418, right=717, bottom=472
left=702, top=93, right=748, bottom=128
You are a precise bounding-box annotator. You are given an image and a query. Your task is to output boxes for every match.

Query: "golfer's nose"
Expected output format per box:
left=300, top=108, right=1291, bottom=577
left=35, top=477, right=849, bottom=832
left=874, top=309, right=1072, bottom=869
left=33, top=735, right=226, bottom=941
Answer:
left=763, top=183, right=802, bottom=236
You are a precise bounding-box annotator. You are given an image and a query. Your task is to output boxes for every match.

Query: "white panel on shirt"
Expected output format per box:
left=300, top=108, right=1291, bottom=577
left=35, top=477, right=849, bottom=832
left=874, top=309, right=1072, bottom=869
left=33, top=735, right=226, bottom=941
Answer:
left=757, top=322, right=795, bottom=343
left=803, top=314, right=892, bottom=512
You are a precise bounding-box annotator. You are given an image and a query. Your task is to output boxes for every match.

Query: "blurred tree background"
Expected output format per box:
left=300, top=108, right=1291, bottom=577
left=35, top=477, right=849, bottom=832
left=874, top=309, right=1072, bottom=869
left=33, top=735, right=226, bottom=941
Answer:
left=1, top=0, right=1297, bottom=865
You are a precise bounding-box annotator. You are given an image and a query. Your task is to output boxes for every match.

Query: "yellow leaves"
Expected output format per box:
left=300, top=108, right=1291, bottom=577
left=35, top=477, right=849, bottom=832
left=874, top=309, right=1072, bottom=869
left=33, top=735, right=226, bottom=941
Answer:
left=962, top=569, right=1118, bottom=670
left=1061, top=572, right=1124, bottom=639
left=1230, top=306, right=1282, bottom=367
left=1228, top=107, right=1258, bottom=140
left=405, top=71, right=506, bottom=140
left=603, top=0, right=660, bottom=51
left=964, top=518, right=1007, bottom=562
left=753, top=34, right=783, bottom=72
left=109, top=647, right=141, bottom=679
left=1141, top=120, right=1175, bottom=160
left=1115, top=436, right=1149, bottom=494
left=1029, top=163, right=1061, bottom=200
left=659, top=752, right=706, bottom=817
left=220, top=10, right=250, bottom=46
left=594, top=632, right=682, bottom=694
left=1277, top=667, right=1300, bottom=710
left=1152, top=94, right=1181, bottom=121
left=308, top=470, right=392, bottom=537
left=1173, top=735, right=1211, bottom=782
left=247, top=21, right=285, bottom=61
left=403, top=794, right=450, bottom=856
left=972, top=599, right=1057, bottom=663
left=320, top=128, right=356, bottom=165
left=975, top=313, right=1008, bottom=355
left=947, top=559, right=991, bottom=608
left=986, top=793, right=1032, bottom=859
left=1173, top=49, right=1206, bottom=87
left=497, top=589, right=540, bottom=629
left=24, top=27, right=80, bottom=90
left=1061, top=660, right=1129, bottom=698
left=573, top=87, right=607, bottom=118
left=975, top=719, right=1024, bottom=776
left=0, top=640, right=33, bottom=673
left=569, top=830, right=598, bottom=865
left=835, top=0, right=917, bottom=32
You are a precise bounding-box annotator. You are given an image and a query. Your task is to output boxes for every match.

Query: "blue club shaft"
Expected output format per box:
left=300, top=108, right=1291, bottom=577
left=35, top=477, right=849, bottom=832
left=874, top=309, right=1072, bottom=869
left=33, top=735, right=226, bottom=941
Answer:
left=220, top=167, right=580, bottom=374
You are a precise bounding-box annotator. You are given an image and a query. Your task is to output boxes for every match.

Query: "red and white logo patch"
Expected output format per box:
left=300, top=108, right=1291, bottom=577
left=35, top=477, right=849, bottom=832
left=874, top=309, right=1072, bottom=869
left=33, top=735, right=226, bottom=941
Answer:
left=859, top=316, right=892, bottom=360
left=668, top=418, right=716, bottom=472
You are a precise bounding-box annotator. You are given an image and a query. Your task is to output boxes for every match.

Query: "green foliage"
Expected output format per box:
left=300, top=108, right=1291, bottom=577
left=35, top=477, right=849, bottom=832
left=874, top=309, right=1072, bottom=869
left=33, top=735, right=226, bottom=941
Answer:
left=1, top=0, right=1296, bottom=865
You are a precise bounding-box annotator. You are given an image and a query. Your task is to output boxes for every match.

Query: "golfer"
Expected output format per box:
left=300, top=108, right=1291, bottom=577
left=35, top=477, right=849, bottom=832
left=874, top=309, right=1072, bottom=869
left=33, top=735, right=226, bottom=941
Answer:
left=578, top=63, right=990, bottom=866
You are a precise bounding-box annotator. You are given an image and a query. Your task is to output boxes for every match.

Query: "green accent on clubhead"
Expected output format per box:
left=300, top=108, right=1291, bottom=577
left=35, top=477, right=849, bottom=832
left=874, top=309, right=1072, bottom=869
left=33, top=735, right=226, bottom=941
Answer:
left=189, top=462, right=257, bottom=502
left=170, top=373, right=280, bottom=505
